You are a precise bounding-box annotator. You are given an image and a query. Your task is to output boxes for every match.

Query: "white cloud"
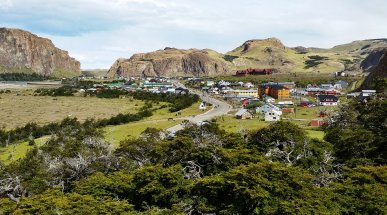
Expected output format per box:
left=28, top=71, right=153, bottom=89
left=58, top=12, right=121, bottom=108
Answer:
left=0, top=0, right=12, bottom=10
left=1, top=0, right=387, bottom=69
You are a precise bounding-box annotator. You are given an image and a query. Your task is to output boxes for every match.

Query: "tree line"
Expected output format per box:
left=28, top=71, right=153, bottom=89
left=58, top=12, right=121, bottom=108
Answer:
left=0, top=73, right=49, bottom=81
left=35, top=87, right=200, bottom=113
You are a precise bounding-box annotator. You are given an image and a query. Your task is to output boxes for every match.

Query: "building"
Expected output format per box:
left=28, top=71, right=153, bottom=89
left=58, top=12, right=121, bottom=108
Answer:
left=264, top=96, right=275, bottom=103
left=256, top=103, right=281, bottom=114
left=264, top=107, right=282, bottom=121
left=317, top=95, right=339, bottom=106
left=333, top=80, right=349, bottom=90
left=225, top=89, right=258, bottom=98
left=235, top=109, right=254, bottom=119
left=199, top=102, right=206, bottom=110
left=235, top=68, right=273, bottom=76
left=260, top=82, right=295, bottom=89
left=359, top=90, right=376, bottom=102
left=175, top=87, right=189, bottom=95
left=258, top=84, right=290, bottom=99
left=310, top=118, right=325, bottom=127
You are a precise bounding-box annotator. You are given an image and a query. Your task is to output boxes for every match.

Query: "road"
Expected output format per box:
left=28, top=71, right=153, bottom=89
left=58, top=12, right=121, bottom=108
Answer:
left=166, top=82, right=232, bottom=133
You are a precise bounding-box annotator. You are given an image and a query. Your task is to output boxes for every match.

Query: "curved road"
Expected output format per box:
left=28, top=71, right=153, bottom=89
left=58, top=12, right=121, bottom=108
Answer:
left=166, top=82, right=232, bottom=133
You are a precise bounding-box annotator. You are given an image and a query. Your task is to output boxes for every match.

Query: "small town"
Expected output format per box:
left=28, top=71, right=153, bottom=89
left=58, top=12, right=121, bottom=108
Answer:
left=0, top=0, right=386, bottom=214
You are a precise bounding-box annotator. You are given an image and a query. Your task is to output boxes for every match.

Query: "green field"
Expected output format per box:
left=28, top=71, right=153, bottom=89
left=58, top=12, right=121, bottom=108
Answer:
left=148, top=101, right=204, bottom=120
left=214, top=115, right=325, bottom=140
left=0, top=136, right=49, bottom=164
left=104, top=120, right=181, bottom=146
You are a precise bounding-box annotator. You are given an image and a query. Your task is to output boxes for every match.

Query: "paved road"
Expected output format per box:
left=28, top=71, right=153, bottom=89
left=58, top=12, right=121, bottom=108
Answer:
left=166, top=82, right=232, bottom=133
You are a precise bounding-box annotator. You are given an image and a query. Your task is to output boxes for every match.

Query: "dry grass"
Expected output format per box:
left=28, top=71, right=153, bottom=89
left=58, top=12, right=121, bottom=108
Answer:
left=0, top=90, right=145, bottom=129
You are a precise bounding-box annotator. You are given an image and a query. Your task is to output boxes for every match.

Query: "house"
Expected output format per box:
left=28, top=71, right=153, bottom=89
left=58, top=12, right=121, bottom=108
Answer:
left=320, top=84, right=334, bottom=90
left=243, top=82, right=255, bottom=88
left=317, top=95, right=339, bottom=106
left=346, top=92, right=360, bottom=99
left=282, top=108, right=294, bottom=113
left=277, top=101, right=294, bottom=107
left=264, top=106, right=282, bottom=122
left=333, top=80, right=349, bottom=90
left=300, top=101, right=315, bottom=107
left=256, top=103, right=281, bottom=114
left=225, top=89, right=258, bottom=98
left=235, top=109, right=254, bottom=119
left=175, top=87, right=189, bottom=95
left=264, top=96, right=275, bottom=103
left=206, top=80, right=215, bottom=87
left=310, top=118, right=325, bottom=127
left=258, top=84, right=290, bottom=99
left=199, top=102, right=206, bottom=110
left=359, top=90, right=376, bottom=102
left=335, top=71, right=346, bottom=77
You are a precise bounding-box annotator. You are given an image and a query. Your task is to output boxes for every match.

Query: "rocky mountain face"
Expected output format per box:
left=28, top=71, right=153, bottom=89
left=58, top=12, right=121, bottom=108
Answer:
left=107, top=48, right=231, bottom=77
left=360, top=48, right=387, bottom=71
left=360, top=50, right=387, bottom=90
left=109, top=38, right=387, bottom=77
left=0, top=28, right=80, bottom=77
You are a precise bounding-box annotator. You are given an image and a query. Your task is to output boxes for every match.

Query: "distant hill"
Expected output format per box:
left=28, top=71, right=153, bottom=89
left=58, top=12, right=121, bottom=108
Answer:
left=0, top=28, right=80, bottom=77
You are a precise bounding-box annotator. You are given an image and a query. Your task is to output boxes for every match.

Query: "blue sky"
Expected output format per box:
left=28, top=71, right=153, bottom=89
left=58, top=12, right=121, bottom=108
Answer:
left=1, top=0, right=386, bottom=69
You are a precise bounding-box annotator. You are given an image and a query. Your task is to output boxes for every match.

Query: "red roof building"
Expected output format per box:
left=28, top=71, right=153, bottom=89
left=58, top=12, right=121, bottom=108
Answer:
left=236, top=68, right=273, bottom=76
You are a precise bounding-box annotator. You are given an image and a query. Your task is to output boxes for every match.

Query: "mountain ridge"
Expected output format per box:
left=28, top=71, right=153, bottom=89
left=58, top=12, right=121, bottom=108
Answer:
left=108, top=37, right=387, bottom=77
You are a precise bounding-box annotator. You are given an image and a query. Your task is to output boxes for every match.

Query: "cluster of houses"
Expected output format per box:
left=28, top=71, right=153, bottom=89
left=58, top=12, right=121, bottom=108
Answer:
left=83, top=77, right=190, bottom=95
left=195, top=79, right=355, bottom=123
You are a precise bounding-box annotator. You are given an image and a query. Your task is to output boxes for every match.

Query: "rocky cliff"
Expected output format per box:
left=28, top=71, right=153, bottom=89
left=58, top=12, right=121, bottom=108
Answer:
left=107, top=48, right=231, bottom=77
left=360, top=48, right=387, bottom=71
left=0, top=28, right=80, bottom=77
left=360, top=51, right=387, bottom=90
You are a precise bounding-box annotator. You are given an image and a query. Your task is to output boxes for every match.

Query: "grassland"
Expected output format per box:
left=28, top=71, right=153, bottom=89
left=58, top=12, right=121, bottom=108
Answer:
left=148, top=101, right=204, bottom=120
left=214, top=115, right=325, bottom=140
left=0, top=92, right=206, bottom=162
left=0, top=136, right=49, bottom=164
left=0, top=90, right=145, bottom=128
left=104, top=120, right=181, bottom=146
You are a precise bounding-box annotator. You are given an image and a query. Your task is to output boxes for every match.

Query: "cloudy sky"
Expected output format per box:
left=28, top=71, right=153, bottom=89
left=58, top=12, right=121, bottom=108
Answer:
left=1, top=0, right=386, bottom=69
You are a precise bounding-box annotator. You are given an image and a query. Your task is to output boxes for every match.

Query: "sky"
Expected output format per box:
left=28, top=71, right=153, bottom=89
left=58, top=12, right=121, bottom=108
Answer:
left=1, top=0, right=386, bottom=69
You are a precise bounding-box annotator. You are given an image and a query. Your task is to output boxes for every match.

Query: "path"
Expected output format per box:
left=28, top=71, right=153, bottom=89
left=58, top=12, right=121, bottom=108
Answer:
left=166, top=82, right=232, bottom=133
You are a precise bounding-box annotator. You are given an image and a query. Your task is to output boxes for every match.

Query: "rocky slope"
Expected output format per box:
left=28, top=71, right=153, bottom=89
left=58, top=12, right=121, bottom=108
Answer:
left=0, top=28, right=80, bottom=77
left=360, top=47, right=387, bottom=71
left=109, top=38, right=387, bottom=77
left=107, top=48, right=231, bottom=77
left=360, top=50, right=387, bottom=90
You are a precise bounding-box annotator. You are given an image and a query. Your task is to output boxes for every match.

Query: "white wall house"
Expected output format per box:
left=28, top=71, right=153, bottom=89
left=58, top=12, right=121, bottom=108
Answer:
left=256, top=103, right=281, bottom=114
left=264, top=109, right=282, bottom=121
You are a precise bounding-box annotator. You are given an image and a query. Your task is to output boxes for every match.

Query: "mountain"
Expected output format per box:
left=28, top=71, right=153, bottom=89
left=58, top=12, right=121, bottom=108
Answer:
left=360, top=50, right=387, bottom=90
left=0, top=28, right=80, bottom=77
left=108, top=38, right=387, bottom=77
left=107, top=48, right=231, bottom=77
left=360, top=47, right=387, bottom=71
